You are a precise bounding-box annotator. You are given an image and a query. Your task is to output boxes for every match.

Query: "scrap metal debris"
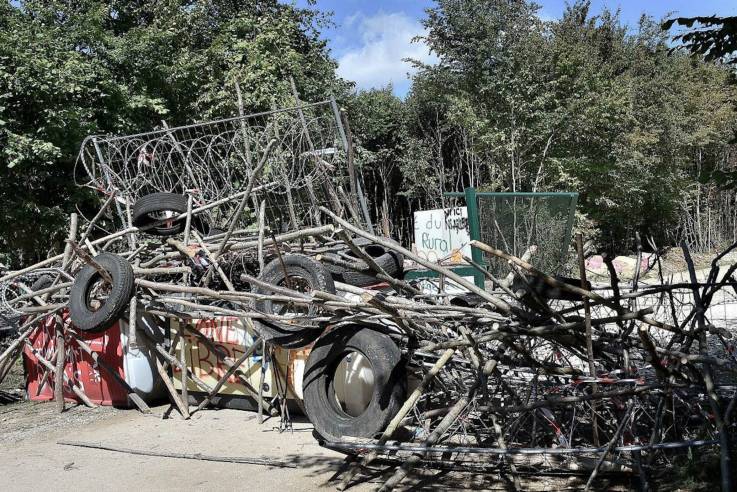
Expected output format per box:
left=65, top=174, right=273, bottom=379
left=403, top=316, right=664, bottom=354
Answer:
left=0, top=98, right=735, bottom=491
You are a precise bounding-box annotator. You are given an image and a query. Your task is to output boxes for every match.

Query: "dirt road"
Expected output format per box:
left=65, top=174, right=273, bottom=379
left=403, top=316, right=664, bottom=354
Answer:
left=0, top=403, right=370, bottom=491
left=1, top=400, right=618, bottom=491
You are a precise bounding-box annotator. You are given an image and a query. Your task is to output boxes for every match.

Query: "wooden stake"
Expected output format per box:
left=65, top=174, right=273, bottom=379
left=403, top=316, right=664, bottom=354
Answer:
left=194, top=337, right=262, bottom=412
left=576, top=233, right=599, bottom=447
left=54, top=317, right=65, bottom=413
left=155, top=354, right=190, bottom=419
left=24, top=340, right=96, bottom=408
left=179, top=323, right=189, bottom=412
left=71, top=334, right=151, bottom=414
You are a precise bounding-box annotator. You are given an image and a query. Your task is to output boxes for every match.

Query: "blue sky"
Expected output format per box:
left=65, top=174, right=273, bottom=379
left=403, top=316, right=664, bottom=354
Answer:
left=287, top=0, right=737, bottom=97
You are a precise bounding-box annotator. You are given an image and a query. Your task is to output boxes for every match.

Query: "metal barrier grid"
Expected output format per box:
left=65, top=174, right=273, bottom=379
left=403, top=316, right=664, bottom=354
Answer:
left=444, top=188, right=578, bottom=288
left=75, top=98, right=371, bottom=232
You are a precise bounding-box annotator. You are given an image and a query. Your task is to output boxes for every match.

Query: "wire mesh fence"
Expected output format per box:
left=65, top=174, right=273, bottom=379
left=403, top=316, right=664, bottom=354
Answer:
left=75, top=99, right=363, bottom=233
left=475, top=192, right=577, bottom=277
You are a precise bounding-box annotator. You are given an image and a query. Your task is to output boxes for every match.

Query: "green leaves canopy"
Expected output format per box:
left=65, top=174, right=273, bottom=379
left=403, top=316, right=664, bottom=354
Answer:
left=349, top=1, right=737, bottom=251
left=0, top=0, right=347, bottom=266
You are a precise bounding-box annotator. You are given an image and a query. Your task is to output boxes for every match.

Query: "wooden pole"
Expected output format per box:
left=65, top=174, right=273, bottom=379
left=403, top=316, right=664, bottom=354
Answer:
left=71, top=334, right=151, bottom=414
left=53, top=320, right=65, bottom=413
left=321, top=207, right=512, bottom=314
left=179, top=323, right=189, bottom=413
left=24, top=340, right=96, bottom=408
left=257, top=338, right=266, bottom=424
left=257, top=200, right=266, bottom=275
left=155, top=354, right=190, bottom=419
left=576, top=233, right=599, bottom=447
left=194, top=337, right=261, bottom=412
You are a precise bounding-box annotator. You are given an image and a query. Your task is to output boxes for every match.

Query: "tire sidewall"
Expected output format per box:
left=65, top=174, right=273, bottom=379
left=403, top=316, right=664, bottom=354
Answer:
left=132, top=193, right=188, bottom=236
left=69, top=253, right=134, bottom=333
left=337, top=252, right=398, bottom=287
left=303, top=326, right=405, bottom=441
left=253, top=254, right=335, bottom=348
left=320, top=237, right=403, bottom=287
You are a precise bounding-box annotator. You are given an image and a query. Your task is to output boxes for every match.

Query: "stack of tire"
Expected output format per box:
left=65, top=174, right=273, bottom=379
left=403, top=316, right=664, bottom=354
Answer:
left=68, top=192, right=214, bottom=334
left=320, top=237, right=404, bottom=287
left=252, top=253, right=409, bottom=442
left=299, top=238, right=408, bottom=441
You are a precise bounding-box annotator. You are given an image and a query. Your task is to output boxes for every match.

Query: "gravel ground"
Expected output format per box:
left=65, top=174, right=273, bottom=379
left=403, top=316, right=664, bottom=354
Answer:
left=0, top=402, right=637, bottom=491
left=0, top=401, right=366, bottom=492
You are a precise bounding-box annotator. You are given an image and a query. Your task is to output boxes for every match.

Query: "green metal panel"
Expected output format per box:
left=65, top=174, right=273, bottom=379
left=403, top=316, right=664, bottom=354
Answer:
left=463, top=187, right=485, bottom=289
left=446, top=191, right=578, bottom=199
left=404, top=266, right=481, bottom=281
left=443, top=187, right=578, bottom=284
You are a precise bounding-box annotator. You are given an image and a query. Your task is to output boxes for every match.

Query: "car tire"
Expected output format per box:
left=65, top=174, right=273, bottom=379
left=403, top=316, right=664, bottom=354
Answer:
left=302, top=326, right=406, bottom=441
left=321, top=237, right=402, bottom=287
left=338, top=253, right=398, bottom=287
left=253, top=254, right=335, bottom=348
left=132, top=193, right=210, bottom=237
left=68, top=253, right=135, bottom=333
left=132, top=193, right=188, bottom=236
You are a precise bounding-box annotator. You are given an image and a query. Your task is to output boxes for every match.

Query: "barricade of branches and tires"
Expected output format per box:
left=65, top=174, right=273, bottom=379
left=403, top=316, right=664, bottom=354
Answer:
left=0, top=99, right=735, bottom=490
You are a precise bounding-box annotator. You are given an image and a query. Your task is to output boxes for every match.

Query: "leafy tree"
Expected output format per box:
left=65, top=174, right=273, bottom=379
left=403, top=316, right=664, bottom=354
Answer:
left=0, top=0, right=345, bottom=266
left=2, top=0, right=737, bottom=263
left=663, top=15, right=737, bottom=65
left=399, top=0, right=737, bottom=251
left=344, top=87, right=409, bottom=237
left=418, top=0, right=554, bottom=193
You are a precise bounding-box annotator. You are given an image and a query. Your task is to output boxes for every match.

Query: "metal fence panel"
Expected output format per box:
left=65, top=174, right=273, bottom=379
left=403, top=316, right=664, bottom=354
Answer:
left=446, top=188, right=578, bottom=285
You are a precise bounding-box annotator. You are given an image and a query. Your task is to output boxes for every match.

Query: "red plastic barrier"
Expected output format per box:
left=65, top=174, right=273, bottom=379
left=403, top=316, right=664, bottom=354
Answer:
left=23, top=311, right=130, bottom=406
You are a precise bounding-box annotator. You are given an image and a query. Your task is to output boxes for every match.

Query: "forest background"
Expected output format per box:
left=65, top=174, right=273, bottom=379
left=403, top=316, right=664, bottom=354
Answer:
left=1, top=0, right=736, bottom=267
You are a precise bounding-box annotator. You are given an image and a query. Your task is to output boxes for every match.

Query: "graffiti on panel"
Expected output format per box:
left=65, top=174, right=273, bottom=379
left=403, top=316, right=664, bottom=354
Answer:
left=413, top=207, right=471, bottom=263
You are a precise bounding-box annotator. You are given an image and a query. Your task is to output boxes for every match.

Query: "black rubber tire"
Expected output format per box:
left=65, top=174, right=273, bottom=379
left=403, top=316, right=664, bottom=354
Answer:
left=132, top=193, right=188, bottom=236
left=338, top=253, right=398, bottom=287
left=303, top=326, right=406, bottom=441
left=383, top=238, right=405, bottom=277
left=253, top=254, right=335, bottom=348
left=69, top=253, right=135, bottom=333
left=30, top=275, right=53, bottom=292
left=320, top=237, right=377, bottom=276
left=321, top=237, right=402, bottom=287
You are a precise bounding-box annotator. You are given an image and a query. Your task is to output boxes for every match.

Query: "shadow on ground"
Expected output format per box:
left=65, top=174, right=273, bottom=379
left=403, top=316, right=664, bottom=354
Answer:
left=278, top=452, right=634, bottom=491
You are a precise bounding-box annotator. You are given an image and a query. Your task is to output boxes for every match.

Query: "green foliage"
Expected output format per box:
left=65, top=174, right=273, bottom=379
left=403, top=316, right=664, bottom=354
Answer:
left=0, top=0, right=346, bottom=266
left=343, top=87, right=409, bottom=234
left=353, top=0, right=737, bottom=252
left=663, top=15, right=737, bottom=65
left=2, top=0, right=736, bottom=264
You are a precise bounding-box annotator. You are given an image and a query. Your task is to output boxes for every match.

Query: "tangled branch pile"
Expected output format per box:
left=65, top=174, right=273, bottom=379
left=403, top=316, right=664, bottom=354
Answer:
left=0, top=101, right=736, bottom=491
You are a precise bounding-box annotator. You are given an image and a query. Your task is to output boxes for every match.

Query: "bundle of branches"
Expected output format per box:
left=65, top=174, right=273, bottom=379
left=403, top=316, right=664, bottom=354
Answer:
left=0, top=174, right=735, bottom=490
left=305, top=211, right=737, bottom=491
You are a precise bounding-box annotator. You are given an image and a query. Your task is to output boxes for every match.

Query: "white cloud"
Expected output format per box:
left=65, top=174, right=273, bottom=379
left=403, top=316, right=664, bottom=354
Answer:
left=337, top=11, right=437, bottom=94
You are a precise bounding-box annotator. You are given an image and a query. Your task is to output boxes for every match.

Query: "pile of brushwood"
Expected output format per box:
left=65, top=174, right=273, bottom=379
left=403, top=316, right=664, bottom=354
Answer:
left=0, top=105, right=736, bottom=491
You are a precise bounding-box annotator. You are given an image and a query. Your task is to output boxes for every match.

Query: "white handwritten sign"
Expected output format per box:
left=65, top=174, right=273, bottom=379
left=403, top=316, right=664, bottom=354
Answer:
left=413, top=207, right=471, bottom=263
